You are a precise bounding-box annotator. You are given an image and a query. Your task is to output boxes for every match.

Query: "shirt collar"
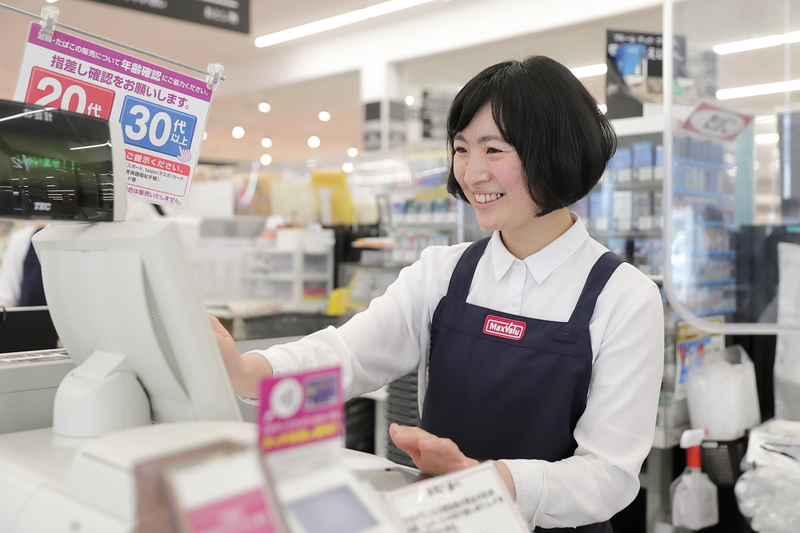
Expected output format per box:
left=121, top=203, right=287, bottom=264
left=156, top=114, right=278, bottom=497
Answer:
left=489, top=212, right=589, bottom=284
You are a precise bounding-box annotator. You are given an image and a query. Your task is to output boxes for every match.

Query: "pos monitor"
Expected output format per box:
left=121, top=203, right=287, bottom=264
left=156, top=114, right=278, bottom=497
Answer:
left=32, top=221, right=243, bottom=439
left=0, top=99, right=126, bottom=222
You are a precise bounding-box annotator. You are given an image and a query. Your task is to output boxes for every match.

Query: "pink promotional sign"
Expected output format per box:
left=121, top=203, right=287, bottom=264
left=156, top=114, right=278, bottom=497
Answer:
left=258, top=368, right=343, bottom=454
left=186, top=489, right=282, bottom=533
left=14, top=23, right=213, bottom=207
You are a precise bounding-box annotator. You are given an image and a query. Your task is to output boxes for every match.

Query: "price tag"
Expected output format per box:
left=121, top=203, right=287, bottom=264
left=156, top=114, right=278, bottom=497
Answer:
left=14, top=23, right=213, bottom=207
left=385, top=462, right=529, bottom=533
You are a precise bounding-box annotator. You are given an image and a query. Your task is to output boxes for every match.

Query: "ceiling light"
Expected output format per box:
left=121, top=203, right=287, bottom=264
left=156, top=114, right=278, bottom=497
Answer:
left=260, top=154, right=273, bottom=165
left=755, top=115, right=777, bottom=124
left=342, top=162, right=354, bottom=173
left=254, top=0, right=436, bottom=48
left=261, top=137, right=273, bottom=148
left=307, top=159, right=317, bottom=168
left=570, top=63, right=607, bottom=79
left=45, top=0, right=58, bottom=4
left=232, top=126, right=245, bottom=139
left=756, top=133, right=780, bottom=145
left=347, top=147, right=359, bottom=157
left=405, top=95, right=415, bottom=106
left=258, top=102, right=271, bottom=113
left=308, top=136, right=321, bottom=148
left=318, top=111, right=331, bottom=122
left=713, top=31, right=800, bottom=55
left=717, top=79, right=800, bottom=100
left=203, top=131, right=208, bottom=141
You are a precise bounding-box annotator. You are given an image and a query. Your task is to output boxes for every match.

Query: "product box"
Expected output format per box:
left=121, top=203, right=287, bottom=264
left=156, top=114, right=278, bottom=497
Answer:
left=612, top=191, right=632, bottom=231
left=611, top=147, right=633, bottom=182
left=588, top=192, right=611, bottom=231
left=652, top=191, right=664, bottom=229
left=632, top=190, right=653, bottom=230
left=654, top=144, right=664, bottom=180
left=632, top=141, right=654, bottom=181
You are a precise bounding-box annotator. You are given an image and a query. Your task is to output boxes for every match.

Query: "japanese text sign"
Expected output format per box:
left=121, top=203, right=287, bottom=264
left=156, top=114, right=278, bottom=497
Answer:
left=681, top=102, right=753, bottom=141
left=258, top=367, right=343, bottom=455
left=14, top=23, right=213, bottom=208
left=385, top=462, right=529, bottom=533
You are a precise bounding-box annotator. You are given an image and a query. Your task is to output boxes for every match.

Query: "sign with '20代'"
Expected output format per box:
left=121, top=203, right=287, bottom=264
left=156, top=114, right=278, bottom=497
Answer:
left=14, top=23, right=213, bottom=208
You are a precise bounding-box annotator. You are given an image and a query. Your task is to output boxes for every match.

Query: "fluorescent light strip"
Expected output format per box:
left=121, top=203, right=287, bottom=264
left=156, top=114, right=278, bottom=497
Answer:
left=717, top=79, right=800, bottom=100
left=713, top=30, right=800, bottom=55
left=255, top=0, right=436, bottom=48
left=570, top=63, right=607, bottom=79
left=756, top=133, right=780, bottom=145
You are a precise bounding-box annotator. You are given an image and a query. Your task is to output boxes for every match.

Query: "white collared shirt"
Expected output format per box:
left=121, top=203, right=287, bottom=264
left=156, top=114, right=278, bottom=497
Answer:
left=253, top=215, right=664, bottom=529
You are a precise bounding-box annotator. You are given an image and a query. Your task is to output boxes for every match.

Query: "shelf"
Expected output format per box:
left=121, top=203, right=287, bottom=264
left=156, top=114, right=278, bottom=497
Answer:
left=674, top=156, right=733, bottom=171
left=673, top=187, right=736, bottom=199
left=691, top=250, right=735, bottom=257
left=242, top=273, right=330, bottom=281
left=595, top=180, right=663, bottom=192
left=590, top=229, right=663, bottom=239
left=674, top=220, right=737, bottom=228
left=611, top=115, right=664, bottom=136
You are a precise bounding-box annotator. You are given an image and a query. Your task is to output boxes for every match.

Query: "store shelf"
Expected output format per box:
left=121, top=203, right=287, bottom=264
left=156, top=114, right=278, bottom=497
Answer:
left=673, top=156, right=733, bottom=171
left=673, top=188, right=736, bottom=199
left=611, top=115, right=664, bottom=136
left=590, top=229, right=663, bottom=239
left=691, top=250, right=736, bottom=257
left=595, top=180, right=663, bottom=192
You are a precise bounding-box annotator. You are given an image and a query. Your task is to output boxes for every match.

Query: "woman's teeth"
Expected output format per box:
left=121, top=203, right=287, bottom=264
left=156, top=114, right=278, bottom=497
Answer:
left=474, top=193, right=503, bottom=204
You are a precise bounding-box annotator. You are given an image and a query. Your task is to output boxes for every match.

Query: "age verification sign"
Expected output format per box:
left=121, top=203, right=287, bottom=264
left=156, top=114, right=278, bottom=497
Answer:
left=14, top=23, right=213, bottom=208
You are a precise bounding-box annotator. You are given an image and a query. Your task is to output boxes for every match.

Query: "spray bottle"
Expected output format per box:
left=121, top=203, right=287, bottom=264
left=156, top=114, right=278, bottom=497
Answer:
left=670, top=428, right=719, bottom=530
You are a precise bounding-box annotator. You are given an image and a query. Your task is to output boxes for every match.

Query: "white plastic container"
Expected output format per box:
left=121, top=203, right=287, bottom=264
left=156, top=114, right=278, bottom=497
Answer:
left=685, top=345, right=760, bottom=441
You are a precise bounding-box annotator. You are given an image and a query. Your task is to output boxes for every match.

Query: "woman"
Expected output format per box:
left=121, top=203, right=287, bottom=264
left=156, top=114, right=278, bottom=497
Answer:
left=213, top=56, right=663, bottom=531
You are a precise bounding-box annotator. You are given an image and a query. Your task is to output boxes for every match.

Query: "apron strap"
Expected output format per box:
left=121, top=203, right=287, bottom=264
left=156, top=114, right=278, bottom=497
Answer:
left=568, top=251, right=625, bottom=325
left=446, top=237, right=491, bottom=301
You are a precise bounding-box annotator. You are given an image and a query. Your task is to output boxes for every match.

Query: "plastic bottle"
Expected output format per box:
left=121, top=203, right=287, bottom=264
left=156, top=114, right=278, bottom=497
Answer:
left=670, top=428, right=719, bottom=530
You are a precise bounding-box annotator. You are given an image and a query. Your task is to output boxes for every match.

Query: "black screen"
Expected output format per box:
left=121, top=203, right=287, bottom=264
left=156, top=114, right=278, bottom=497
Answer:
left=0, top=99, right=116, bottom=221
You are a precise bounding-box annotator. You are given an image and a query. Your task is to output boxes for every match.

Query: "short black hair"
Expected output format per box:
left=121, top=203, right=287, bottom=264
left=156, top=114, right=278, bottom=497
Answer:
left=446, top=56, right=616, bottom=217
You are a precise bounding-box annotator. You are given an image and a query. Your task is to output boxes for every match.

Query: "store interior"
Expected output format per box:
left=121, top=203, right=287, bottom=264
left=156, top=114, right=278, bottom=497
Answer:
left=2, top=0, right=800, bottom=532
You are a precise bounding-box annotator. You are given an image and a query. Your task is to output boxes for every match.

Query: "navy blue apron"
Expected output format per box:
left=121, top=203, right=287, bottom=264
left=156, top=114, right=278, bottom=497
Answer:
left=420, top=237, right=622, bottom=532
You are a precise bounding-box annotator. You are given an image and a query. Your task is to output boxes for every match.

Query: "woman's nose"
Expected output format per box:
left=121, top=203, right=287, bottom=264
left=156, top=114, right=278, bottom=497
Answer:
left=463, top=155, right=490, bottom=184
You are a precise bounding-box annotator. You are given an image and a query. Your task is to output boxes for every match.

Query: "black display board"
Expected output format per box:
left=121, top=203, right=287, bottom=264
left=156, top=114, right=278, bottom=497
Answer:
left=83, top=0, right=250, bottom=34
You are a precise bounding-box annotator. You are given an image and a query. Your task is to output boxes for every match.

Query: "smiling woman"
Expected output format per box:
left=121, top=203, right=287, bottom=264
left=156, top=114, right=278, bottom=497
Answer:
left=216, top=55, right=664, bottom=533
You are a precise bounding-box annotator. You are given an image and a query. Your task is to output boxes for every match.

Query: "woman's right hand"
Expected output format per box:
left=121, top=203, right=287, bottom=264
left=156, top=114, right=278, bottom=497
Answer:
left=209, top=314, right=273, bottom=398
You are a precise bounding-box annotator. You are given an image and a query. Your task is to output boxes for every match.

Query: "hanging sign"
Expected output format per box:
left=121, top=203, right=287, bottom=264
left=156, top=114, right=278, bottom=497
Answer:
left=14, top=23, right=213, bottom=208
left=681, top=101, right=754, bottom=141
left=83, top=0, right=249, bottom=34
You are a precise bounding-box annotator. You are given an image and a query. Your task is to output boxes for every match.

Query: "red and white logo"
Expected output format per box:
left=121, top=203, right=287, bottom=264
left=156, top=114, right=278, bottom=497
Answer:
left=483, top=315, right=526, bottom=340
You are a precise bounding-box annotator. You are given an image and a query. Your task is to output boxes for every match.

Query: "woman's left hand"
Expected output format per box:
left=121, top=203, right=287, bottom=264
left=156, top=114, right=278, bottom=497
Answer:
left=389, top=423, right=479, bottom=475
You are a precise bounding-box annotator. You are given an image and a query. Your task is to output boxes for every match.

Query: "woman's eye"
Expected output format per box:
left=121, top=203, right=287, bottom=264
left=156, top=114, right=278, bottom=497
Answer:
left=454, top=146, right=467, bottom=153
left=487, top=147, right=502, bottom=154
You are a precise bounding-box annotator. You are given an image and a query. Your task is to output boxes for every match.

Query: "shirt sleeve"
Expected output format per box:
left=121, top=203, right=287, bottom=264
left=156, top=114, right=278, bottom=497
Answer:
left=501, top=283, right=664, bottom=529
left=0, top=226, right=38, bottom=307
left=247, top=245, right=463, bottom=399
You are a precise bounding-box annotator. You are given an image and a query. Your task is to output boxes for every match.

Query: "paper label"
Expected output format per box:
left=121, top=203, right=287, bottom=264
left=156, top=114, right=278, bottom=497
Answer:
left=681, top=101, right=753, bottom=141
left=385, top=463, right=528, bottom=533
left=14, top=23, right=212, bottom=207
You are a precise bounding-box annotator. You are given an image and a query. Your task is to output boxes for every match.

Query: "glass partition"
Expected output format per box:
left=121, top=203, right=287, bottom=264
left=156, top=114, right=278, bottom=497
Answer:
left=665, top=0, right=800, bottom=333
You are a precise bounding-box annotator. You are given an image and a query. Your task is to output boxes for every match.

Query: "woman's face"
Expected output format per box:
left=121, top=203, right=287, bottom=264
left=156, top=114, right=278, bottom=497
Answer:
left=453, top=103, right=538, bottom=234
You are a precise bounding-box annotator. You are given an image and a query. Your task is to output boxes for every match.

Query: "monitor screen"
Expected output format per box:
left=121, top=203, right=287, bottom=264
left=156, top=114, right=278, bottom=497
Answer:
left=32, top=220, right=242, bottom=435
left=0, top=99, right=126, bottom=221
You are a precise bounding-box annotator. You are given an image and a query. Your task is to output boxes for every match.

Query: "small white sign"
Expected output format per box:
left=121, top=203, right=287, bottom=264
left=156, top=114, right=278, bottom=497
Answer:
left=385, top=463, right=528, bottom=533
left=681, top=102, right=753, bottom=141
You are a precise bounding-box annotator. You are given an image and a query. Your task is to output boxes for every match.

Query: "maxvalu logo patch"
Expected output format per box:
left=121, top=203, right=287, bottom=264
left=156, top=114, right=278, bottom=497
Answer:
left=483, top=315, right=526, bottom=340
